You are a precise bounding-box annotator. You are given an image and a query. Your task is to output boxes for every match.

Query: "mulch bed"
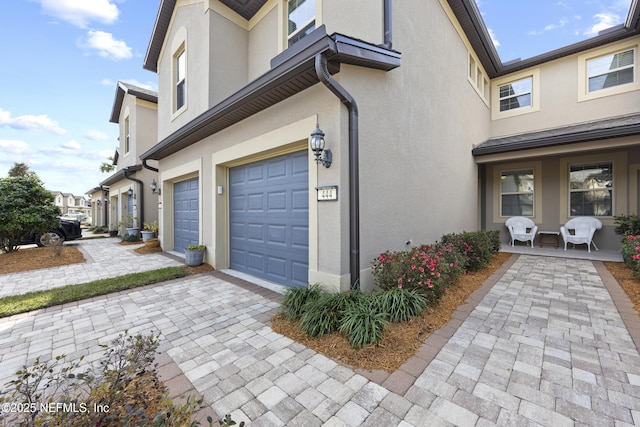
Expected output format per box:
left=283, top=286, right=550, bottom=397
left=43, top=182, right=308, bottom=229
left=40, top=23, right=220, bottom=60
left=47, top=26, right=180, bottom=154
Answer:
left=0, top=246, right=85, bottom=274
left=271, top=252, right=513, bottom=372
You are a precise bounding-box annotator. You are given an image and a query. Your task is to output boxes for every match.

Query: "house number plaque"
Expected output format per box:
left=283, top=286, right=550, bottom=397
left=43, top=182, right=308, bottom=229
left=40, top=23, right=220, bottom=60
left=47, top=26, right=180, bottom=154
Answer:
left=316, top=185, right=338, bottom=201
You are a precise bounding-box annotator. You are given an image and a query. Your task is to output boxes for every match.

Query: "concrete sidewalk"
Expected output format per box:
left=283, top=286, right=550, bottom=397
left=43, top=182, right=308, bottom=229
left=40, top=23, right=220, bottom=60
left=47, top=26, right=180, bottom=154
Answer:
left=1, top=238, right=639, bottom=426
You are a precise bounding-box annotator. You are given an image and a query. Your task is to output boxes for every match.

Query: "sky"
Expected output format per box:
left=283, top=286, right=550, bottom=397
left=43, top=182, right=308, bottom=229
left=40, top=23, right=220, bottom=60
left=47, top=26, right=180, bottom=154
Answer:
left=475, top=0, right=634, bottom=62
left=0, top=0, right=159, bottom=197
left=0, top=0, right=634, bottom=198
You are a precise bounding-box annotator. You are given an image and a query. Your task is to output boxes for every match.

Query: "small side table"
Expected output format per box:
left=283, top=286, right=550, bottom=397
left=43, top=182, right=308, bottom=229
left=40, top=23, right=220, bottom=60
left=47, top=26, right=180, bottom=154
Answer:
left=538, top=231, right=560, bottom=248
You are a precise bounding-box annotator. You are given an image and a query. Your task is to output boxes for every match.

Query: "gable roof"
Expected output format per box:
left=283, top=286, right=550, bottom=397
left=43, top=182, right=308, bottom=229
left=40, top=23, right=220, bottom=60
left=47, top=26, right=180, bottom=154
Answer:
left=109, top=81, right=158, bottom=123
left=141, top=26, right=400, bottom=161
left=144, top=0, right=269, bottom=72
left=447, top=0, right=640, bottom=78
left=472, top=113, right=640, bottom=157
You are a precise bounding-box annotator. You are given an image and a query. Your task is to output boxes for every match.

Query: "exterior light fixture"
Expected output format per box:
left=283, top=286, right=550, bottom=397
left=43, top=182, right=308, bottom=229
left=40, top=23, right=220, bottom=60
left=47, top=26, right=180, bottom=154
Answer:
left=127, top=187, right=133, bottom=197
left=310, top=123, right=332, bottom=168
left=150, top=179, right=161, bottom=195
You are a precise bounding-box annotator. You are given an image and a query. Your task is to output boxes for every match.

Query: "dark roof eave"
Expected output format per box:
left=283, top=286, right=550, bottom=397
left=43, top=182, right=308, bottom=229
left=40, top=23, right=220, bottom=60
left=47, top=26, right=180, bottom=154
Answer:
left=141, top=29, right=401, bottom=161
left=99, top=165, right=143, bottom=187
left=472, top=120, right=640, bottom=157
left=447, top=0, right=640, bottom=78
left=109, top=82, right=158, bottom=123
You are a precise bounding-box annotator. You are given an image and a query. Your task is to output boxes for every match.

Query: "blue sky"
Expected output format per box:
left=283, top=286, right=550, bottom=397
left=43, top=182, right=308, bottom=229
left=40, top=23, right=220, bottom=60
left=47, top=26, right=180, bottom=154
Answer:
left=0, top=0, right=159, bottom=197
left=475, top=0, right=633, bottom=62
left=0, top=0, right=634, bottom=198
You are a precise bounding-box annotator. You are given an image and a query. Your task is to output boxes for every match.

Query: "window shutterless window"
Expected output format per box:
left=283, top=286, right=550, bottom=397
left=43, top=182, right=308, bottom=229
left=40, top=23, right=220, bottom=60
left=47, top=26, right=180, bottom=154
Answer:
left=569, top=163, right=613, bottom=216
left=498, top=77, right=532, bottom=112
left=124, top=116, right=130, bottom=154
left=500, top=169, right=534, bottom=217
left=288, top=0, right=315, bottom=47
left=175, top=49, right=186, bottom=111
left=587, top=49, right=634, bottom=93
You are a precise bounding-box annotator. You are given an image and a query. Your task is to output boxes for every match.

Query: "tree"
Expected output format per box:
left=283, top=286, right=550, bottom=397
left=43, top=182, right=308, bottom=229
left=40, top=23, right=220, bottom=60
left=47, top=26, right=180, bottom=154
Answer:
left=0, top=176, right=61, bottom=252
left=8, top=162, right=39, bottom=180
left=100, top=156, right=116, bottom=173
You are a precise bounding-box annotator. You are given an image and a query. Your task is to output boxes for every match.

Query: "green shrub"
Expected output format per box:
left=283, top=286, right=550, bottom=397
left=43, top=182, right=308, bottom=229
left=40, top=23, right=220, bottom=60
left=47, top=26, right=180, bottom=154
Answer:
left=486, top=229, right=502, bottom=253
left=280, top=284, right=324, bottom=320
left=614, top=214, right=640, bottom=237
left=372, top=242, right=464, bottom=299
left=339, top=299, right=388, bottom=349
left=376, top=288, right=428, bottom=322
left=122, top=233, right=141, bottom=242
left=440, top=231, right=493, bottom=272
left=621, top=235, right=640, bottom=277
left=0, top=331, right=206, bottom=427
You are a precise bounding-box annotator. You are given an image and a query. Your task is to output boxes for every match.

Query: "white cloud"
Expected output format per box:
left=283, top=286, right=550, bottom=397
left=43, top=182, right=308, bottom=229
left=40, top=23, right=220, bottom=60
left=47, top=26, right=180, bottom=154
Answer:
left=101, top=78, right=114, bottom=86
left=584, top=12, right=622, bottom=36
left=81, top=30, right=132, bottom=61
left=529, top=17, right=570, bottom=35
left=487, top=28, right=500, bottom=47
left=0, top=140, right=32, bottom=155
left=84, top=130, right=110, bottom=141
left=39, top=0, right=119, bottom=28
left=62, top=140, right=82, bottom=150
left=120, top=79, right=157, bottom=92
left=0, top=108, right=66, bottom=135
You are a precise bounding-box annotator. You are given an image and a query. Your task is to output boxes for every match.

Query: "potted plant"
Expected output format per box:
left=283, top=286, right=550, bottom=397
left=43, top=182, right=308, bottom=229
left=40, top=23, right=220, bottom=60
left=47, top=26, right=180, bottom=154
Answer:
left=141, top=221, right=158, bottom=242
left=185, top=244, right=206, bottom=267
left=117, top=215, right=138, bottom=237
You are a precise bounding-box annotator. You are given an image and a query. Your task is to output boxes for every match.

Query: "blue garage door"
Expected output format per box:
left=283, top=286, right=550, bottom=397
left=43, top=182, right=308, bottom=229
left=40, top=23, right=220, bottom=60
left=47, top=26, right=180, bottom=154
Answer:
left=229, top=151, right=309, bottom=287
left=174, top=177, right=199, bottom=253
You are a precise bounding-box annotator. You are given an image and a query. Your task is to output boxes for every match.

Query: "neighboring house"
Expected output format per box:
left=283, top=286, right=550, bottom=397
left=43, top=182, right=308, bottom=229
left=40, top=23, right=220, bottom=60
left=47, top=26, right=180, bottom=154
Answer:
left=99, top=81, right=159, bottom=233
left=138, top=0, right=639, bottom=292
left=50, top=191, right=90, bottom=217
left=86, top=187, right=108, bottom=228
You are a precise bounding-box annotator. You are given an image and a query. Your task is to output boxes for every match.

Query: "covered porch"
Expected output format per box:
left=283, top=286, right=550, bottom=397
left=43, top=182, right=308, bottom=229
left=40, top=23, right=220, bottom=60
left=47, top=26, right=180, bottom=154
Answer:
left=500, top=243, right=623, bottom=262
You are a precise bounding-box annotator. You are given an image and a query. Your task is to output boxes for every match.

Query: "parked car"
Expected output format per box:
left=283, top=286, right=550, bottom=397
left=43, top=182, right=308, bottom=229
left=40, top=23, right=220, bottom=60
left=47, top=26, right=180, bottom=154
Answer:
left=21, top=218, right=83, bottom=247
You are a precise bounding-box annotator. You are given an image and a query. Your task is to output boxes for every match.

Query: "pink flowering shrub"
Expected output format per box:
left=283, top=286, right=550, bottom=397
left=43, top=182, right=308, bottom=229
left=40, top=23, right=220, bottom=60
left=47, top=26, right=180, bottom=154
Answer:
left=372, top=242, right=465, bottom=303
left=621, top=235, right=640, bottom=277
left=440, top=231, right=494, bottom=272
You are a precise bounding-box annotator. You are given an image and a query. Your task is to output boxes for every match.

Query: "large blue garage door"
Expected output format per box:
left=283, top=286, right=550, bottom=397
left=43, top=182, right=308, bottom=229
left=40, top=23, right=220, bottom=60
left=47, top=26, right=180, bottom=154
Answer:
left=174, top=177, right=199, bottom=253
left=229, top=151, right=309, bottom=287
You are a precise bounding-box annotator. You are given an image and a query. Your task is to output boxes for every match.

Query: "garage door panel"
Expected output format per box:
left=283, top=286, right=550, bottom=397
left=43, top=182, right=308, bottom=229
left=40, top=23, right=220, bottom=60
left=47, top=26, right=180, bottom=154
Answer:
left=173, top=177, right=199, bottom=254
left=229, top=151, right=308, bottom=287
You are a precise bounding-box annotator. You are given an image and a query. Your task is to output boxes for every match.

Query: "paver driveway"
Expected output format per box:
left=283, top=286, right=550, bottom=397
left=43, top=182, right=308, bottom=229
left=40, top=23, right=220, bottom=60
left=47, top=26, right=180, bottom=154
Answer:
left=1, top=238, right=639, bottom=426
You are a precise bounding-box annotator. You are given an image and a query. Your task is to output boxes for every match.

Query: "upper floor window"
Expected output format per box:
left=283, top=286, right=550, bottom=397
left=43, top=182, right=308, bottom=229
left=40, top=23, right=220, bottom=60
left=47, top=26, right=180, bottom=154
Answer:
left=175, top=48, right=186, bottom=111
left=287, top=0, right=315, bottom=47
left=491, top=69, right=540, bottom=120
left=499, top=77, right=532, bottom=112
left=500, top=169, right=534, bottom=217
left=467, top=52, right=489, bottom=105
left=124, top=116, right=130, bottom=154
left=587, top=49, right=634, bottom=93
left=569, top=162, right=613, bottom=217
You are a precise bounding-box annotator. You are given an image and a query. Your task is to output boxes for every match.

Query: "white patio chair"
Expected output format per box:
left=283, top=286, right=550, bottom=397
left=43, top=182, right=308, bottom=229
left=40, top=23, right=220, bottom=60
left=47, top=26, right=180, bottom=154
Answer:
left=559, top=217, right=602, bottom=253
left=505, top=216, right=538, bottom=248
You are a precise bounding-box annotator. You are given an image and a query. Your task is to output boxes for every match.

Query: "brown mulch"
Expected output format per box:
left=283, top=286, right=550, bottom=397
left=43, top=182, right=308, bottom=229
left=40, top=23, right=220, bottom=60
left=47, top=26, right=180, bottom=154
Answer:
left=271, top=252, right=513, bottom=372
left=0, top=246, right=85, bottom=274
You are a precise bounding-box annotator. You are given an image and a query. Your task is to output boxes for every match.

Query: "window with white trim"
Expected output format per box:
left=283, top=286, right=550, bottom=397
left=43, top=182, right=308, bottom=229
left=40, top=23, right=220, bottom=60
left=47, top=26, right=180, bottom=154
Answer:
left=587, top=48, right=634, bottom=93
left=287, top=0, right=315, bottom=47
left=467, top=52, right=489, bottom=103
left=500, top=169, right=534, bottom=217
left=124, top=116, right=130, bottom=154
left=499, top=77, right=532, bottom=112
left=569, top=162, right=613, bottom=217
left=175, top=48, right=186, bottom=111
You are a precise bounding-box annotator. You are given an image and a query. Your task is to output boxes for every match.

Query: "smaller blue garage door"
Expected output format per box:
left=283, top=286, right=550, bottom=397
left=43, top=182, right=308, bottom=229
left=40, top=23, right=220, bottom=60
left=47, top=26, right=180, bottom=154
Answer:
left=229, top=151, right=309, bottom=287
left=174, top=177, right=199, bottom=253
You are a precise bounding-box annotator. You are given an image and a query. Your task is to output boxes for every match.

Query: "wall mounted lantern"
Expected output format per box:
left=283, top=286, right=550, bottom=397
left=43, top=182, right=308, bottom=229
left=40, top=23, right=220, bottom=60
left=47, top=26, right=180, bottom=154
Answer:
left=150, top=179, right=161, bottom=195
left=310, top=123, right=332, bottom=168
left=127, top=187, right=134, bottom=197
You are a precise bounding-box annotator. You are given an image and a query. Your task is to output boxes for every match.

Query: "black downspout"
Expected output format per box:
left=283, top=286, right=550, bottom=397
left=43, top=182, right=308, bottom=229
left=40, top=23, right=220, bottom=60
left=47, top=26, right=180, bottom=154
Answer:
left=142, top=158, right=159, bottom=173
left=315, top=54, right=361, bottom=291
left=124, top=169, right=144, bottom=229
left=382, top=0, right=392, bottom=49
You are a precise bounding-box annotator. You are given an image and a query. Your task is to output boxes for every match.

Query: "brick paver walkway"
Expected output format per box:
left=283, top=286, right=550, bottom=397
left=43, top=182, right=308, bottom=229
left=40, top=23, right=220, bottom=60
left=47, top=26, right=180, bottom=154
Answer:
left=1, top=240, right=639, bottom=426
